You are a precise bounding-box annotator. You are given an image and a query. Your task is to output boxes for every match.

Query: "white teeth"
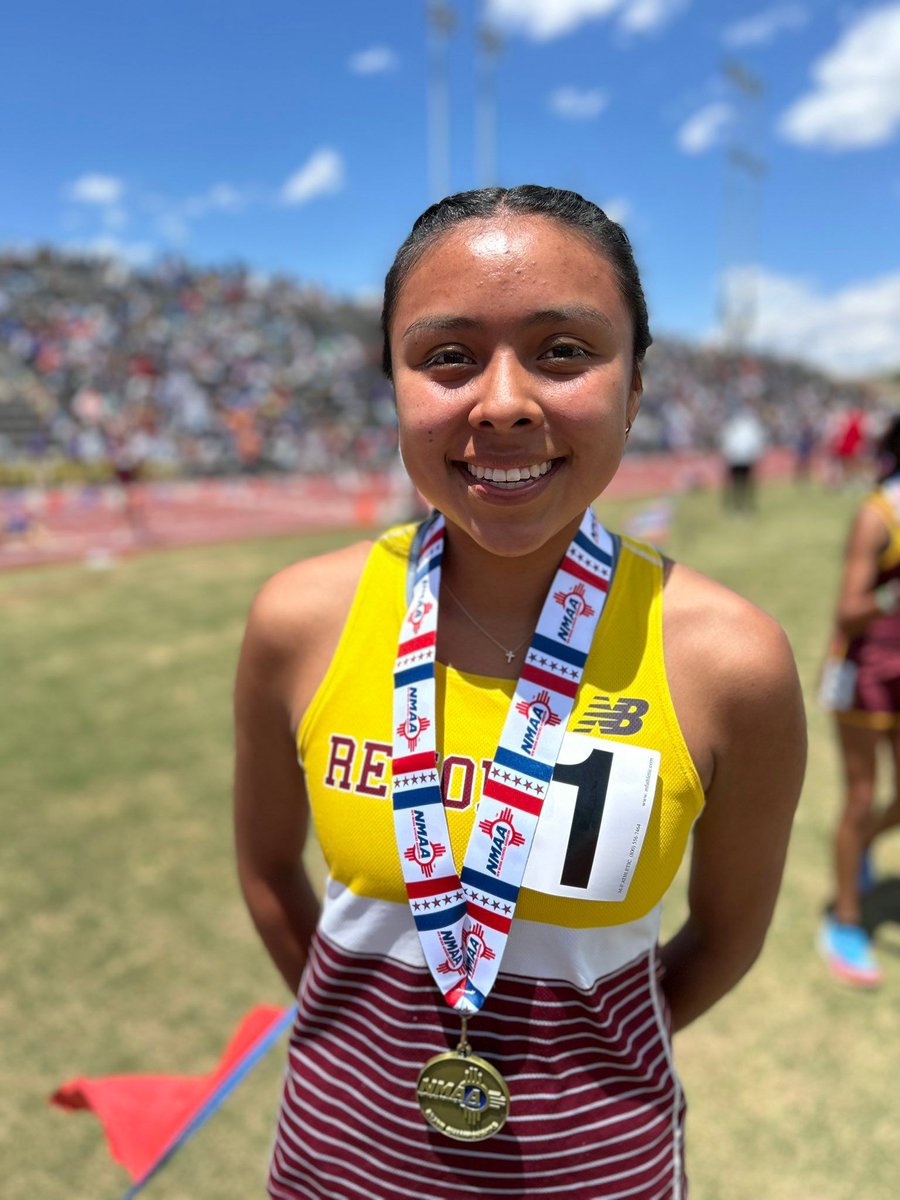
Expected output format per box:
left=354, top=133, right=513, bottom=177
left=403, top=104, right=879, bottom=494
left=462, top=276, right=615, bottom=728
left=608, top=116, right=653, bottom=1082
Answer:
left=466, top=460, right=553, bottom=484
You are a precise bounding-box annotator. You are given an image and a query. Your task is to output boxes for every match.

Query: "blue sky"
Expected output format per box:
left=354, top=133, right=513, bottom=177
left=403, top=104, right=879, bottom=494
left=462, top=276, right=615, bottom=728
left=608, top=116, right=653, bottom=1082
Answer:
left=2, top=1, right=899, bottom=377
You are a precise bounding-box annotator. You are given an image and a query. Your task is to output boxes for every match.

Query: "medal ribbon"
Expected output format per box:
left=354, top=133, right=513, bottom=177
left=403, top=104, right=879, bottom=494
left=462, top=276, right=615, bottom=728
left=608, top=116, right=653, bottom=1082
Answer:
left=391, top=509, right=616, bottom=1015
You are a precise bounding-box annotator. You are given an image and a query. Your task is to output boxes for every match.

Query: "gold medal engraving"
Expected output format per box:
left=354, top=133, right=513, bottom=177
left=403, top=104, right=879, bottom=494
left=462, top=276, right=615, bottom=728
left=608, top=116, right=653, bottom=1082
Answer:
left=416, top=1023, right=510, bottom=1141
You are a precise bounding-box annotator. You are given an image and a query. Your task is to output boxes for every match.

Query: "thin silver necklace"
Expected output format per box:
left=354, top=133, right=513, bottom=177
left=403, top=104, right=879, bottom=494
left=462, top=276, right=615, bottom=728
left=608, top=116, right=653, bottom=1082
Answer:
left=441, top=581, right=533, bottom=664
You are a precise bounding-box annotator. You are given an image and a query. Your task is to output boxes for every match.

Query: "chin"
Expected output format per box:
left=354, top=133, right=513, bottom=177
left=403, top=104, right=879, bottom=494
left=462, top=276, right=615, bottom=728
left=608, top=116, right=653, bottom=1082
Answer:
left=446, top=510, right=583, bottom=561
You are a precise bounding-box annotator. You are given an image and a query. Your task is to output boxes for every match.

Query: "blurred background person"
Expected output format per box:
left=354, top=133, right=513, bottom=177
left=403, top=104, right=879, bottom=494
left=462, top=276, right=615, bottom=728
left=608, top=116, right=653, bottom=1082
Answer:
left=108, top=417, right=150, bottom=542
left=824, top=404, right=869, bottom=490
left=718, top=401, right=766, bottom=511
left=792, top=415, right=817, bottom=484
left=820, top=414, right=900, bottom=987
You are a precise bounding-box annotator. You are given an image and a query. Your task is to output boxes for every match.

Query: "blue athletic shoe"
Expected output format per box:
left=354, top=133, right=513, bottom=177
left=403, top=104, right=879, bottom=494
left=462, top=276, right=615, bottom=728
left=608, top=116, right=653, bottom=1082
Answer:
left=819, top=916, right=882, bottom=987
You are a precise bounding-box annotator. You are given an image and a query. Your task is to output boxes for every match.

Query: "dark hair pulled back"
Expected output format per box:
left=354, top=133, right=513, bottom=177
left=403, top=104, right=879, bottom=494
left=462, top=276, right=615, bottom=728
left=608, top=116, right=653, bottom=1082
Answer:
left=878, top=413, right=900, bottom=481
left=381, top=184, right=652, bottom=379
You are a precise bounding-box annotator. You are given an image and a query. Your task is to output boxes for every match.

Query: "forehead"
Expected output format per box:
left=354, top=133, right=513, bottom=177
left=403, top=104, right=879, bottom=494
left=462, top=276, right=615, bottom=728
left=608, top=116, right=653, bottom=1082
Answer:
left=395, top=214, right=621, bottom=319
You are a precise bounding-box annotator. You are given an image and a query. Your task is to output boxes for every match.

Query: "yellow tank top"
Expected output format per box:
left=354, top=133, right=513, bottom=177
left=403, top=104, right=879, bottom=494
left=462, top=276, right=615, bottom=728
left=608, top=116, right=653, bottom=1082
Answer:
left=298, top=522, right=704, bottom=930
left=868, top=478, right=900, bottom=576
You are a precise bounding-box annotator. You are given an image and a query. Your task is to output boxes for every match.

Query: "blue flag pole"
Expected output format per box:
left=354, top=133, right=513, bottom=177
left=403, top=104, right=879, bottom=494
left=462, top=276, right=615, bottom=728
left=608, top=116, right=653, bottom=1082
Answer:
left=120, top=1004, right=296, bottom=1199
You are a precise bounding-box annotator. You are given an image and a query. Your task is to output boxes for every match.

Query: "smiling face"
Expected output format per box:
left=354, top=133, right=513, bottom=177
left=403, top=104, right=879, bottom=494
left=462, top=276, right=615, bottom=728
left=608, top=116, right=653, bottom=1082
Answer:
left=389, top=213, right=643, bottom=561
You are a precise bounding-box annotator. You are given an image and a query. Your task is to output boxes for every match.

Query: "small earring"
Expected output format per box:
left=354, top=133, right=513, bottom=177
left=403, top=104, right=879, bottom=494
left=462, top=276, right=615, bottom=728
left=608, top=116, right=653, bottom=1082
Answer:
left=624, top=421, right=632, bottom=440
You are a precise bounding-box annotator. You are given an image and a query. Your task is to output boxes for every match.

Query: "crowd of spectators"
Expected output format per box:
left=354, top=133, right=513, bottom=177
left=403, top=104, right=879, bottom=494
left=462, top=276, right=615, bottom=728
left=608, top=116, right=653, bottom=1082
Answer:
left=0, top=249, right=397, bottom=483
left=631, top=338, right=883, bottom=465
left=0, top=248, right=887, bottom=485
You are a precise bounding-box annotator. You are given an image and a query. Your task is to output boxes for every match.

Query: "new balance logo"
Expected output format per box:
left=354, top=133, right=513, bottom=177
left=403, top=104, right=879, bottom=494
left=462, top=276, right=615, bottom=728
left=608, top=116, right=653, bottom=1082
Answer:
left=576, top=695, right=649, bottom=736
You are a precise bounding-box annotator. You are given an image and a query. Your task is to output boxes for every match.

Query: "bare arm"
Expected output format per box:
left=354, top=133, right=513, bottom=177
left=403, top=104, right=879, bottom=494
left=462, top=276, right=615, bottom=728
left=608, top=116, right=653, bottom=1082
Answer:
left=233, top=579, right=320, bottom=994
left=233, top=546, right=369, bottom=994
left=660, top=573, right=806, bottom=1031
left=834, top=504, right=893, bottom=639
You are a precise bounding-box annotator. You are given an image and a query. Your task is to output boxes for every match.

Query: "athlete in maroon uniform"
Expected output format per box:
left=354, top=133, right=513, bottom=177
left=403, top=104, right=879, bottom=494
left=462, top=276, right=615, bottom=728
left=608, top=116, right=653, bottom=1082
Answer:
left=820, top=416, right=900, bottom=986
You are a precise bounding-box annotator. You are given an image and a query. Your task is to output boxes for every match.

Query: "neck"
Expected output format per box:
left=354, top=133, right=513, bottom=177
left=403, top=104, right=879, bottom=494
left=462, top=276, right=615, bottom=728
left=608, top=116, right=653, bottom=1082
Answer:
left=440, top=514, right=584, bottom=607
left=435, top=513, right=586, bottom=676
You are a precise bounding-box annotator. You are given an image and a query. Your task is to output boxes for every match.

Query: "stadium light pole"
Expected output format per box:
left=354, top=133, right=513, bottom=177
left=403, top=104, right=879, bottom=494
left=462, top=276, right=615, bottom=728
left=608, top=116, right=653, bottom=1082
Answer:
left=427, top=1, right=456, bottom=202
left=476, top=4, right=503, bottom=187
left=719, top=59, right=767, bottom=353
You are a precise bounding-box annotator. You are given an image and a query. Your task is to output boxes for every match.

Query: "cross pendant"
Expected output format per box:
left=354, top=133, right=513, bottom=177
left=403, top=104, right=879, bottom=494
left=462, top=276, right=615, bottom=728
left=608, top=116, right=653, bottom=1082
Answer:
left=504, top=649, right=515, bottom=663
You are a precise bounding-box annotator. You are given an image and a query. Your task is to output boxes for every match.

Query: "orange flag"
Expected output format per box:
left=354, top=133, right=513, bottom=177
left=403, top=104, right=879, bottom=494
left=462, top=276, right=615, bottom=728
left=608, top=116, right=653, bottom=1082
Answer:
left=51, top=1004, right=293, bottom=1191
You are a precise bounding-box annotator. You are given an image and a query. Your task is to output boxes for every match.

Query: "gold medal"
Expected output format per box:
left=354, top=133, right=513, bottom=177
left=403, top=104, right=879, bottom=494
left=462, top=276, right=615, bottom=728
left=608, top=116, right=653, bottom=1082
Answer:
left=416, top=1019, right=510, bottom=1141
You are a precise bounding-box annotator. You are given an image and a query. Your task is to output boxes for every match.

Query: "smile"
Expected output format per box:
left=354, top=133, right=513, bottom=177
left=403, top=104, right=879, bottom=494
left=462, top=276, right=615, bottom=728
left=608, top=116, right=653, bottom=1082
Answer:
left=465, top=461, right=554, bottom=486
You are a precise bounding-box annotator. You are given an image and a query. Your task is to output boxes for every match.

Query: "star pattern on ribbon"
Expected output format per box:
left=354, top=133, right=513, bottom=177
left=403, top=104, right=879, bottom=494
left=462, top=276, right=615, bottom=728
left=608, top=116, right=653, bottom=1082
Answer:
left=392, top=509, right=615, bottom=1016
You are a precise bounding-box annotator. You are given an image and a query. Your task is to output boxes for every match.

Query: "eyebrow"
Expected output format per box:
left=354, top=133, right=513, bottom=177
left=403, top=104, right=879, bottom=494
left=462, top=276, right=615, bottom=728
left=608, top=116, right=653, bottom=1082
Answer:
left=401, top=305, right=614, bottom=340
left=526, top=306, right=614, bottom=331
left=401, top=315, right=480, bottom=340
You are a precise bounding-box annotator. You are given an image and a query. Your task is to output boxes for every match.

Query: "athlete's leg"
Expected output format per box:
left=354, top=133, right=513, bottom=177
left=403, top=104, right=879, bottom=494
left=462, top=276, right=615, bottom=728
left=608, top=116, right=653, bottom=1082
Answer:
left=872, top=722, right=900, bottom=845
left=833, top=718, right=880, bottom=924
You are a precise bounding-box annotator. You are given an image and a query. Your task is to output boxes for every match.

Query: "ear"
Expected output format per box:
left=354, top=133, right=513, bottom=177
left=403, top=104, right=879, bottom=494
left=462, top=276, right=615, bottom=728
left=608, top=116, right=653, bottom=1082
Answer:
left=627, top=363, right=643, bottom=426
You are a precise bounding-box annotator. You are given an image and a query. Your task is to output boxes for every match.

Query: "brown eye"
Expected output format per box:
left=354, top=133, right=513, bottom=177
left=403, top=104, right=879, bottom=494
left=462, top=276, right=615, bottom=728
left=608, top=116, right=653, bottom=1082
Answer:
left=540, top=343, right=590, bottom=360
left=423, top=349, right=473, bottom=368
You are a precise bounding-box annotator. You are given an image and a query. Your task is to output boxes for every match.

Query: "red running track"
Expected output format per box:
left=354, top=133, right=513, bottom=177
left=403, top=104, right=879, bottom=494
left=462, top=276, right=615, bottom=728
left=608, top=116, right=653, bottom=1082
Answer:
left=0, top=449, right=795, bottom=571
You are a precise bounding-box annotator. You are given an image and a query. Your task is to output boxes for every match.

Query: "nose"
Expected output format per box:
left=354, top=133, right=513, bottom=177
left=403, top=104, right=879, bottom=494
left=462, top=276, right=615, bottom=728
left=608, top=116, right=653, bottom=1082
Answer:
left=468, top=351, right=543, bottom=432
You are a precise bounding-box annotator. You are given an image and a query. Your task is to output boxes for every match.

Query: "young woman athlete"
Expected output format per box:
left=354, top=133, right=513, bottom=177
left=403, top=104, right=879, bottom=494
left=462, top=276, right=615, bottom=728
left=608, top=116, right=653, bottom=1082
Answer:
left=820, top=415, right=900, bottom=986
left=234, top=186, right=806, bottom=1199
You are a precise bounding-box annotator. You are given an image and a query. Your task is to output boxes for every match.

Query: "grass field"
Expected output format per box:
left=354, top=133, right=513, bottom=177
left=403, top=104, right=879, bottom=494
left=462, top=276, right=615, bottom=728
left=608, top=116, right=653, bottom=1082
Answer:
left=2, top=481, right=899, bottom=1200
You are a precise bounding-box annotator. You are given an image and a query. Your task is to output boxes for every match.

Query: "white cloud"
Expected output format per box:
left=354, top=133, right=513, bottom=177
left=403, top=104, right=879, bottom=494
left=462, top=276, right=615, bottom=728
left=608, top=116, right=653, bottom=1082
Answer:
left=348, top=45, right=398, bottom=74
left=280, top=149, right=345, bottom=206
left=487, top=0, right=686, bottom=41
left=619, top=0, right=688, bottom=35
left=723, top=4, right=807, bottom=49
left=79, top=236, right=154, bottom=268
left=600, top=196, right=632, bottom=226
left=205, top=182, right=247, bottom=211
left=64, top=174, right=130, bottom=239
left=64, top=173, right=125, bottom=206
left=723, top=265, right=900, bottom=376
left=488, top=0, right=617, bottom=41
left=183, top=182, right=250, bottom=218
left=778, top=5, right=900, bottom=150
left=156, top=212, right=190, bottom=246
left=549, top=86, right=608, bottom=119
left=677, top=101, right=733, bottom=154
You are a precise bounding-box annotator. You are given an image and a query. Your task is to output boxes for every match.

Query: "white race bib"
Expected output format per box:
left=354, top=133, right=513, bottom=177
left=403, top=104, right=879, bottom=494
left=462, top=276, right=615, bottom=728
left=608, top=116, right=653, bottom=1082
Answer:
left=522, top=731, right=659, bottom=902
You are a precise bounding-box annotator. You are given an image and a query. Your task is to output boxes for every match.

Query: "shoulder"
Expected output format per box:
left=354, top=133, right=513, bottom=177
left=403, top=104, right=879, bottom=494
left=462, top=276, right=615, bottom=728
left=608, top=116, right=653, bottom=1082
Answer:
left=247, top=540, right=374, bottom=653
left=853, top=491, right=893, bottom=542
left=236, top=540, right=375, bottom=730
left=664, top=558, right=796, bottom=692
left=661, top=558, right=804, bottom=789
left=833, top=498, right=893, bottom=584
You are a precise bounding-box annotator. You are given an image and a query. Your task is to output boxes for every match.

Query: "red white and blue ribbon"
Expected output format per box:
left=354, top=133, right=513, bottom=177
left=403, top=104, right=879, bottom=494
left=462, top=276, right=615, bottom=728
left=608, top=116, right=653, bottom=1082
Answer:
left=391, top=509, right=616, bottom=1015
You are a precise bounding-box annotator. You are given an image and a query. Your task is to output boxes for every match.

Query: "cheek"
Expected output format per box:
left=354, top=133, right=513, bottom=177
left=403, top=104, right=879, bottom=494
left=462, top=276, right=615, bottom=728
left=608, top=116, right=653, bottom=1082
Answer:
left=564, top=368, right=633, bottom=423
left=398, top=420, right=438, bottom=465
left=396, top=388, right=451, bottom=447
